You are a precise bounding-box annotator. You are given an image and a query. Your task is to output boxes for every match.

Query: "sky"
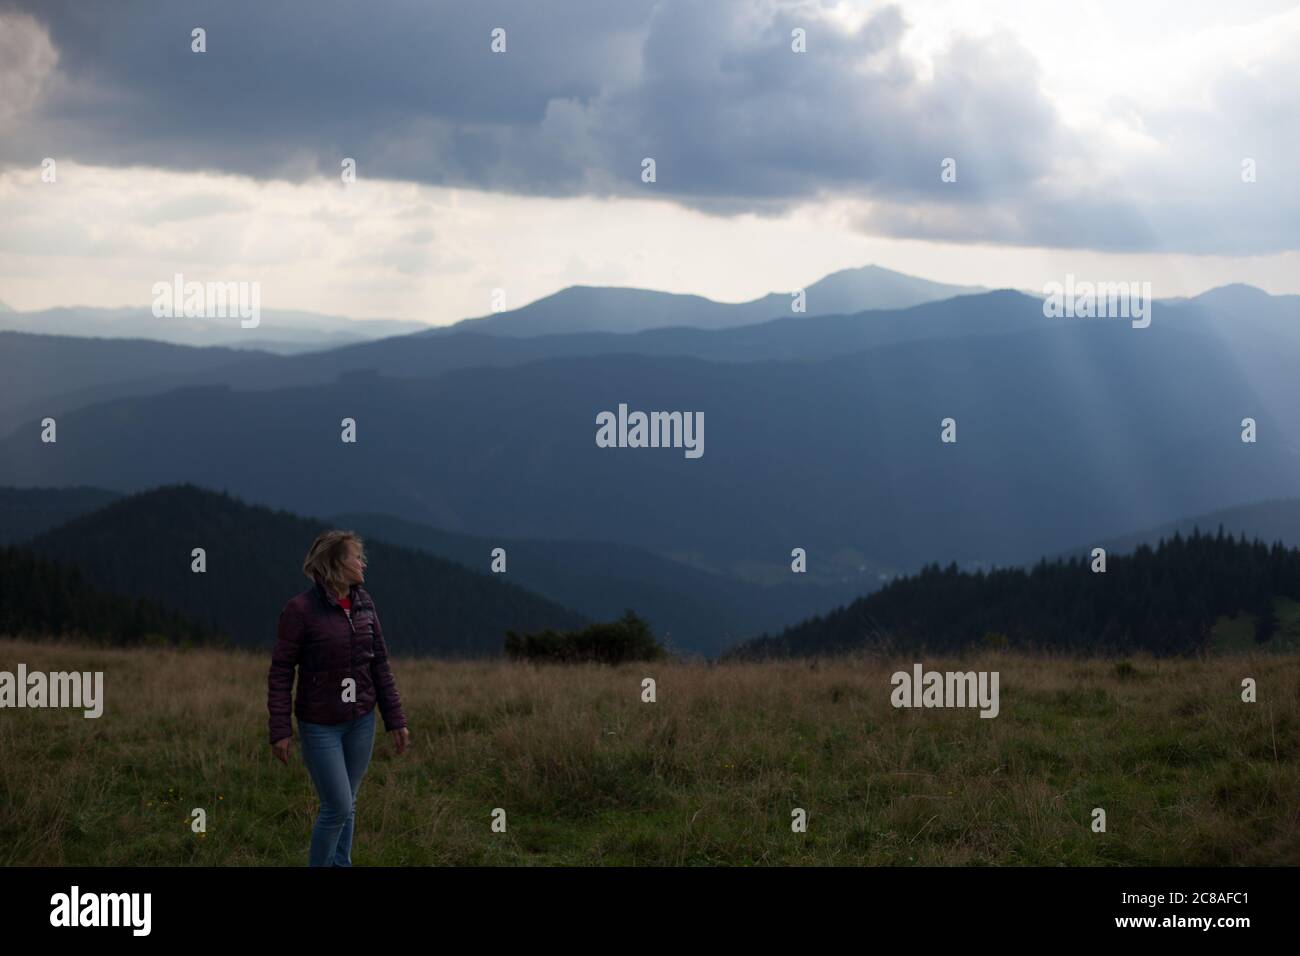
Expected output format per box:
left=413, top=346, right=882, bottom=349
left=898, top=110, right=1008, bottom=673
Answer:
left=0, top=0, right=1297, bottom=324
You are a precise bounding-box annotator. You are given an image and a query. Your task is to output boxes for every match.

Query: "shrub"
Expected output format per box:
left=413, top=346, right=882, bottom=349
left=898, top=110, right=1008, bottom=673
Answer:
left=505, top=609, right=667, bottom=664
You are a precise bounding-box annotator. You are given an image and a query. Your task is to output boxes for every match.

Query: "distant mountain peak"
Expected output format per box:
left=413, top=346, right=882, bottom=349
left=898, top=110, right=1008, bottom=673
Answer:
left=432, top=264, right=985, bottom=338
left=1192, top=283, right=1274, bottom=303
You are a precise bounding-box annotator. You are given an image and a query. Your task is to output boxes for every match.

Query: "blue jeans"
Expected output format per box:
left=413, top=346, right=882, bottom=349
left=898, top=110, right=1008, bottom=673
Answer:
left=298, top=708, right=375, bottom=867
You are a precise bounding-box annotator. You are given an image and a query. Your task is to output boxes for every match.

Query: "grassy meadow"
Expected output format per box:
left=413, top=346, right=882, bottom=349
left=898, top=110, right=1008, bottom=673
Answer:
left=0, top=635, right=1297, bottom=865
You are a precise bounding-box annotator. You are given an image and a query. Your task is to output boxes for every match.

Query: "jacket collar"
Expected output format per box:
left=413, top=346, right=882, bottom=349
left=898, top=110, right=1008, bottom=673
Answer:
left=313, top=576, right=357, bottom=608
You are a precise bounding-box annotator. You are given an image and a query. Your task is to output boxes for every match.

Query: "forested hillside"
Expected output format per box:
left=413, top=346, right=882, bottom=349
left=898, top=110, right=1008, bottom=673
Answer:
left=18, top=483, right=589, bottom=656
left=728, top=529, right=1300, bottom=659
left=0, top=546, right=219, bottom=647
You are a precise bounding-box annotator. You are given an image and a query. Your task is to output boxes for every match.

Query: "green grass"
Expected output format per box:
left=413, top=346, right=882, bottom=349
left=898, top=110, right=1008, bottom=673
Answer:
left=1, top=637, right=1296, bottom=865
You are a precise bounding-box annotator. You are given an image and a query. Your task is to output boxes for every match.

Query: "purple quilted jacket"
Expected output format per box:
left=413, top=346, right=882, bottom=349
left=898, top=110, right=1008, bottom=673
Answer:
left=267, top=576, right=407, bottom=744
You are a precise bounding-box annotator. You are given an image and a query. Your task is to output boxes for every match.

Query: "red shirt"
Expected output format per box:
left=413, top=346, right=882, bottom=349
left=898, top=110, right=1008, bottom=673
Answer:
left=338, top=596, right=351, bottom=613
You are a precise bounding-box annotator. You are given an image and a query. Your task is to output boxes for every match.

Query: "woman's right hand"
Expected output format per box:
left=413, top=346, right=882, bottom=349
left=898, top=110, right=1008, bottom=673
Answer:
left=271, top=737, right=292, bottom=764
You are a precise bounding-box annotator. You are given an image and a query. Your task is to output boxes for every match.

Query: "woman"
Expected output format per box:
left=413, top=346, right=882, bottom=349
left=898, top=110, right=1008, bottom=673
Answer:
left=268, top=530, right=411, bottom=866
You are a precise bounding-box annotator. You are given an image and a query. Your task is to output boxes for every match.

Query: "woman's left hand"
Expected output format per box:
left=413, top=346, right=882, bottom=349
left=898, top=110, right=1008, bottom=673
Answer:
left=390, top=726, right=411, bottom=755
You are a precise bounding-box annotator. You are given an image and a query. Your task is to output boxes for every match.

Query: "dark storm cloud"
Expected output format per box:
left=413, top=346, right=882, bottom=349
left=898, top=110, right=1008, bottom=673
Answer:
left=1, top=0, right=1295, bottom=253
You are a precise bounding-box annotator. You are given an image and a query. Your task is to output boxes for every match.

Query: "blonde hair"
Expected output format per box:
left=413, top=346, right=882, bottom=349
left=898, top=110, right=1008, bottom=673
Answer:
left=303, top=529, right=365, bottom=597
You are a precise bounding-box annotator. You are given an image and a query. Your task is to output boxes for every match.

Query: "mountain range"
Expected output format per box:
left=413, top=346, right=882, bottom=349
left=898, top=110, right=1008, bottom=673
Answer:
left=7, top=281, right=1292, bottom=441
left=0, top=305, right=428, bottom=355
left=5, top=290, right=1297, bottom=580
left=2, top=265, right=1298, bottom=657
left=0, top=264, right=979, bottom=354
left=427, top=265, right=984, bottom=337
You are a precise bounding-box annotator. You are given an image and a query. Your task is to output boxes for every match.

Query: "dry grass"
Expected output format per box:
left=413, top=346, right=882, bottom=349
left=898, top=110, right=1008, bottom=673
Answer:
left=1, top=636, right=1296, bottom=865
